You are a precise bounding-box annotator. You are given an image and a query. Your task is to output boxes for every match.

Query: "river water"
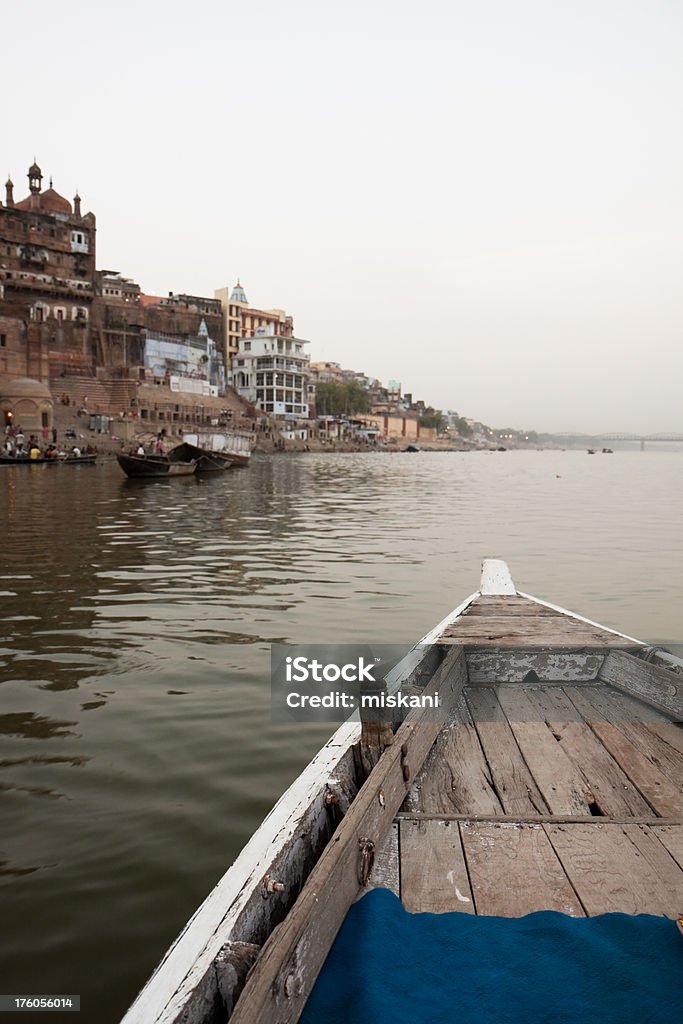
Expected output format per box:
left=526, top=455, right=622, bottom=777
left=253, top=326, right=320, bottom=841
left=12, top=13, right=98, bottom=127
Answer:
left=1, top=450, right=682, bottom=1022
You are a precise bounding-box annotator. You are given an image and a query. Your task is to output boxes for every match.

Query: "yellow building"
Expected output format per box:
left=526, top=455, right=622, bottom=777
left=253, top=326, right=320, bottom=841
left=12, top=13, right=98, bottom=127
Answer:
left=214, top=281, right=293, bottom=362
left=365, top=412, right=436, bottom=442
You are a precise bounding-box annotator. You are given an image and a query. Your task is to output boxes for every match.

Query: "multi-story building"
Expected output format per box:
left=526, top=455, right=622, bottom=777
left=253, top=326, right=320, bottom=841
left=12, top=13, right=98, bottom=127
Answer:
left=232, top=326, right=309, bottom=418
left=0, top=160, right=96, bottom=384
left=309, top=360, right=345, bottom=383
left=91, top=271, right=146, bottom=369
left=215, top=281, right=294, bottom=362
left=91, top=284, right=225, bottom=389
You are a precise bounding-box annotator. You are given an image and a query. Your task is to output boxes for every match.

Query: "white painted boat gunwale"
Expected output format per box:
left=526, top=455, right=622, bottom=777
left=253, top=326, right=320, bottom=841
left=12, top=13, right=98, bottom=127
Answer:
left=122, top=583, right=480, bottom=1023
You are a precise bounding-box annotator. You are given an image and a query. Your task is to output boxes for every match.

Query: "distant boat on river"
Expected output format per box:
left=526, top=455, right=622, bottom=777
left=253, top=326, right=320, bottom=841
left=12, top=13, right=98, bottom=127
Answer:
left=0, top=452, right=97, bottom=466
left=116, top=452, right=198, bottom=478
left=182, top=430, right=253, bottom=468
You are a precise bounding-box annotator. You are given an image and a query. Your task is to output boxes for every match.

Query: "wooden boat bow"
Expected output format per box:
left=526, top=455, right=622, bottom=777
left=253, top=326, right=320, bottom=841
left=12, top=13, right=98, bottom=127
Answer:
left=121, top=560, right=683, bottom=1024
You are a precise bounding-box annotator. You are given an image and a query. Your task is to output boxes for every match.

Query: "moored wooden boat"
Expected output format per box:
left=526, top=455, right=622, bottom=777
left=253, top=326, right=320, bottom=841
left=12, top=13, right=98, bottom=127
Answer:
left=0, top=452, right=96, bottom=465
left=50, top=452, right=97, bottom=465
left=182, top=430, right=253, bottom=468
left=0, top=454, right=48, bottom=465
left=116, top=453, right=198, bottom=478
left=122, top=560, right=683, bottom=1024
left=169, top=442, right=233, bottom=473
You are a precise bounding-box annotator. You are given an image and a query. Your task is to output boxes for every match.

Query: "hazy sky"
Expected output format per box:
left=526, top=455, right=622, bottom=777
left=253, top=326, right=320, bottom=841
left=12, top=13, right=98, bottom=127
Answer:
left=5, top=0, right=682, bottom=432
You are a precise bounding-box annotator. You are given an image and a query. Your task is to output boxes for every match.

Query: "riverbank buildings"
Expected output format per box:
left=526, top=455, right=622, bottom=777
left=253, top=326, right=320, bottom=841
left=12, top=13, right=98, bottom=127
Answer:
left=0, top=161, right=236, bottom=428
left=214, top=281, right=294, bottom=362
left=0, top=162, right=96, bottom=385
left=214, top=282, right=310, bottom=420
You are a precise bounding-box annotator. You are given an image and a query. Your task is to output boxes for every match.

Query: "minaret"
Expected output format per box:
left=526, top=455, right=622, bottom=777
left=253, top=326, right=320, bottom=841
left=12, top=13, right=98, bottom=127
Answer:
left=5, top=176, right=13, bottom=208
left=28, top=159, right=43, bottom=194
left=74, top=191, right=82, bottom=217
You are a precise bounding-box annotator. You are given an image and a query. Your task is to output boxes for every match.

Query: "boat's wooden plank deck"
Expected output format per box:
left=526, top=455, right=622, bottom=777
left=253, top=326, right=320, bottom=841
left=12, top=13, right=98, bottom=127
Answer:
left=497, top=689, right=594, bottom=815
left=393, top=820, right=683, bottom=917
left=466, top=688, right=549, bottom=814
left=407, top=685, right=683, bottom=820
left=400, top=818, right=474, bottom=914
left=459, top=821, right=585, bottom=916
left=522, top=687, right=655, bottom=817
left=403, top=724, right=503, bottom=816
left=545, top=822, right=683, bottom=916
left=436, top=595, right=639, bottom=648
left=393, top=674, right=683, bottom=917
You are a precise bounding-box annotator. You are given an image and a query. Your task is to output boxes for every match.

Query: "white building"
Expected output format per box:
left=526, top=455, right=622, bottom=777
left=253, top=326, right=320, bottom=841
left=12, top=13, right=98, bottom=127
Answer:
left=231, top=326, right=310, bottom=418
left=143, top=319, right=225, bottom=393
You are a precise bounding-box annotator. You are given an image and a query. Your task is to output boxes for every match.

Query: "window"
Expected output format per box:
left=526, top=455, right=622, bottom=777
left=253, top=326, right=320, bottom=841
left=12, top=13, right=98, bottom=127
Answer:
left=0, top=334, right=5, bottom=347
left=244, top=341, right=251, bottom=351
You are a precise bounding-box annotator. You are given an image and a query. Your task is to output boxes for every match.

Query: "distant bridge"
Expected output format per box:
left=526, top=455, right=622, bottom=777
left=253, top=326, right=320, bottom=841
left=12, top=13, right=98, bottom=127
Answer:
left=554, top=432, right=683, bottom=450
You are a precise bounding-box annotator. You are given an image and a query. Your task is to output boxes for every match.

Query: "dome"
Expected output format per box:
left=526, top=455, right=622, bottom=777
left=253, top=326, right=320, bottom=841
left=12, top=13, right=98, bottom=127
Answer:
left=0, top=377, right=53, bottom=400
left=37, top=188, right=72, bottom=214
left=14, top=188, right=73, bottom=214
left=28, top=161, right=42, bottom=178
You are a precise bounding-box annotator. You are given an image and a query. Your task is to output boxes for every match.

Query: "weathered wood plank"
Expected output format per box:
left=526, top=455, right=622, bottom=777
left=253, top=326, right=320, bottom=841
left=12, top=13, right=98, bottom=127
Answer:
left=496, top=688, right=595, bottom=815
left=466, top=650, right=604, bottom=684
left=566, top=688, right=683, bottom=816
left=463, top=599, right=558, bottom=616
left=617, top=723, right=683, bottom=783
left=356, top=822, right=399, bottom=899
left=599, top=650, right=683, bottom=718
left=467, top=687, right=549, bottom=815
left=522, top=687, right=653, bottom=817
left=441, top=629, right=629, bottom=648
left=552, top=689, right=683, bottom=792
left=651, top=824, right=683, bottom=870
left=229, top=646, right=468, bottom=1024
left=563, top=683, right=668, bottom=723
left=480, top=558, right=516, bottom=594
left=621, top=824, right=683, bottom=907
left=451, top=615, right=607, bottom=630
left=546, top=823, right=683, bottom=916
left=400, top=818, right=474, bottom=913
left=522, top=685, right=584, bottom=722
left=647, top=720, right=683, bottom=756
left=460, top=822, right=583, bottom=916
left=442, top=619, right=618, bottom=638
left=397, top=813, right=683, bottom=825
left=404, top=722, right=503, bottom=816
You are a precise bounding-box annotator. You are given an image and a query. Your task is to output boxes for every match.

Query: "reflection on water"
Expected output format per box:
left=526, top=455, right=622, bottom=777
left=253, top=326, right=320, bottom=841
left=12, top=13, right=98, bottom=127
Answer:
left=1, top=451, right=682, bottom=1023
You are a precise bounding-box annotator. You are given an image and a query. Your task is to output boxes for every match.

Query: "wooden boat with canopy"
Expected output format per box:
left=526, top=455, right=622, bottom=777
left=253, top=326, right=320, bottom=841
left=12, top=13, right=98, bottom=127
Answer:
left=122, top=560, right=683, bottom=1024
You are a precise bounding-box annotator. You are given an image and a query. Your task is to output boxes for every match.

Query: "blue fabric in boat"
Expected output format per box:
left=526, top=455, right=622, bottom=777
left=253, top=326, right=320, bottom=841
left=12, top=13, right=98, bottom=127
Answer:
left=300, top=889, right=682, bottom=1024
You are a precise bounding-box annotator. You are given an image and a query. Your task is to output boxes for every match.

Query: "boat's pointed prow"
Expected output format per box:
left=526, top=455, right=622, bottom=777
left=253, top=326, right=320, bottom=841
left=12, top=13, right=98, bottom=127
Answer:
left=480, top=558, right=516, bottom=595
